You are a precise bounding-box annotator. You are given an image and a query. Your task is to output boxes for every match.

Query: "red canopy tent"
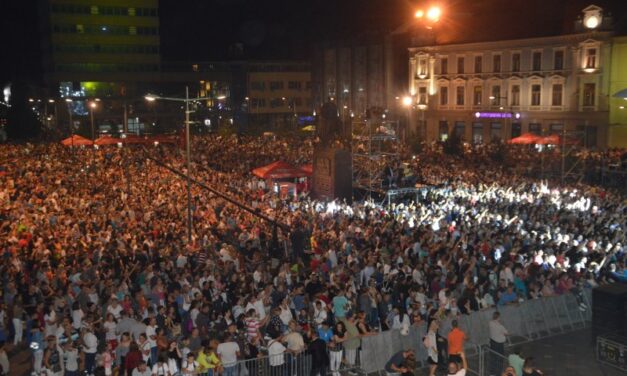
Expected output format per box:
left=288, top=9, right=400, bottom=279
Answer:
left=252, top=161, right=311, bottom=179
left=508, top=133, right=541, bottom=144
left=94, top=136, right=120, bottom=145
left=300, top=164, right=313, bottom=175
left=61, top=135, right=93, bottom=146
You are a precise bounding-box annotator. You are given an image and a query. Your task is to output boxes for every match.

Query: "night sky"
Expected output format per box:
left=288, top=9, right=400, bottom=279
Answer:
left=1, top=0, right=626, bottom=85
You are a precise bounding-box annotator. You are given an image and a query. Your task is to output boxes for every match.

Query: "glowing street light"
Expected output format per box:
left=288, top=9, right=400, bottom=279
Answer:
left=402, top=96, right=413, bottom=106
left=426, top=6, right=442, bottom=22
left=415, top=10, right=424, bottom=18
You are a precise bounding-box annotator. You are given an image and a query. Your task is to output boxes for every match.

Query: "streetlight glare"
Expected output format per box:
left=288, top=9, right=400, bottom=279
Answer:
left=427, top=6, right=442, bottom=22
left=145, top=94, right=157, bottom=101
left=415, top=10, right=424, bottom=18
left=89, top=102, right=97, bottom=109
left=402, top=96, right=413, bottom=106
left=489, top=95, right=496, bottom=100
left=217, top=95, right=226, bottom=100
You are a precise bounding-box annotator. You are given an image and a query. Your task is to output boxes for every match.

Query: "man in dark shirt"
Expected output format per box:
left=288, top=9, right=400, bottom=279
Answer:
left=307, top=330, right=329, bottom=376
left=385, top=350, right=415, bottom=376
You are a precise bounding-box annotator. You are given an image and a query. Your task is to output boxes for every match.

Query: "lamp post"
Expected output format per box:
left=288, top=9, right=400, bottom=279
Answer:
left=145, top=87, right=212, bottom=245
left=89, top=101, right=97, bottom=140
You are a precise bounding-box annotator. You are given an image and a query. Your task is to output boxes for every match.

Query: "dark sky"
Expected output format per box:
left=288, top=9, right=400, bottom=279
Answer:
left=1, top=0, right=626, bottom=85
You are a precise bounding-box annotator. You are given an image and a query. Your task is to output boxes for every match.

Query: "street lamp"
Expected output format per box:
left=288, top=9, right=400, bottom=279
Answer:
left=144, top=87, right=212, bottom=245
left=89, top=101, right=97, bottom=140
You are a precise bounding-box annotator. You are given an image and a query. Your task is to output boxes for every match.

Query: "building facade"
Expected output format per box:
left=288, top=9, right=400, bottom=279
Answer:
left=246, top=62, right=312, bottom=129
left=408, top=6, right=614, bottom=148
left=609, top=36, right=627, bottom=148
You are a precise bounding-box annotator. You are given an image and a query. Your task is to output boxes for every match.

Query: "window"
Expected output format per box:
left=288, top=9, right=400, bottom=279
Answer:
left=491, top=86, right=501, bottom=105
left=457, top=57, right=465, bottom=74
left=493, top=55, right=501, bottom=73
left=531, top=84, right=541, bottom=106
left=529, top=123, right=542, bottom=135
left=269, top=81, right=284, bottom=91
left=583, top=83, right=595, bottom=106
left=439, top=86, right=448, bottom=105
left=532, top=52, right=542, bottom=71
left=490, top=122, right=502, bottom=140
left=512, top=53, right=521, bottom=72
left=454, top=121, right=465, bottom=139
left=90, top=6, right=99, bottom=15
left=456, top=86, right=465, bottom=105
left=551, top=84, right=563, bottom=106
left=472, top=122, right=483, bottom=144
left=549, top=123, right=563, bottom=135
left=250, top=81, right=265, bottom=91
left=418, top=87, right=427, bottom=104
left=76, top=24, right=84, bottom=33
left=270, top=98, right=283, bottom=108
left=511, top=123, right=522, bottom=138
left=510, top=85, right=520, bottom=106
left=418, top=58, right=428, bottom=76
left=554, top=50, right=564, bottom=70
left=586, top=48, right=597, bottom=69
left=455, top=121, right=466, bottom=140
left=440, top=58, right=448, bottom=74
left=473, top=86, right=482, bottom=105
left=439, top=121, right=449, bottom=141
left=474, top=56, right=482, bottom=73
left=288, top=81, right=302, bottom=90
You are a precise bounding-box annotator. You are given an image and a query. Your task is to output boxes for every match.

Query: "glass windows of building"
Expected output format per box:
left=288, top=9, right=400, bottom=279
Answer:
left=491, top=85, right=501, bottom=106
left=511, top=122, right=522, bottom=138
left=532, top=51, right=542, bottom=71
left=456, top=86, right=465, bottom=105
left=585, top=48, right=597, bottom=69
left=531, top=84, right=541, bottom=106
left=583, top=83, right=595, bottom=106
left=454, top=121, right=465, bottom=139
left=473, top=86, right=482, bottom=105
left=288, top=81, right=302, bottom=90
left=529, top=123, right=542, bottom=135
left=439, top=86, right=448, bottom=106
left=551, top=84, right=563, bottom=106
left=457, top=57, right=465, bottom=74
left=51, top=4, right=157, bottom=16
left=512, top=53, right=521, bottom=72
left=250, top=82, right=265, bottom=91
left=269, top=81, right=284, bottom=91
left=490, top=122, right=502, bottom=140
left=493, top=54, right=501, bottom=73
left=554, top=50, right=564, bottom=70
left=549, top=123, right=563, bottom=135
left=472, top=122, right=483, bottom=144
left=439, top=121, right=449, bottom=141
left=418, top=87, right=427, bottom=104
left=440, top=58, right=448, bottom=74
left=474, top=55, right=482, bottom=73
left=510, top=84, right=520, bottom=106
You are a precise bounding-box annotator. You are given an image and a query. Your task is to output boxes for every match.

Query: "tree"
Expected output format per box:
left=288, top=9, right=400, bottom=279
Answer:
left=5, top=83, right=43, bottom=140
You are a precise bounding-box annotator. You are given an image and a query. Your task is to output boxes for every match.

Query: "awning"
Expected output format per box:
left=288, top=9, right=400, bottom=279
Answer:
left=61, top=135, right=93, bottom=146
left=508, top=132, right=541, bottom=144
left=252, top=161, right=311, bottom=179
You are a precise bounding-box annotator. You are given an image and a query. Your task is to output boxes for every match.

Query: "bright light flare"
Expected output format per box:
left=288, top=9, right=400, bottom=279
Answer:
left=144, top=95, right=157, bottom=101
left=415, top=10, right=424, bottom=18
left=402, top=96, right=413, bottom=106
left=426, top=6, right=442, bottom=22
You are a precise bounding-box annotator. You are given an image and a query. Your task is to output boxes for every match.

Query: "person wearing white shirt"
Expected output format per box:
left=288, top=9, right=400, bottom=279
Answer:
left=132, top=361, right=152, bottom=376
left=488, top=312, right=509, bottom=375
left=82, top=328, right=98, bottom=375
left=217, top=335, right=240, bottom=376
left=268, top=336, right=287, bottom=375
left=151, top=356, right=171, bottom=376
left=145, top=317, right=158, bottom=365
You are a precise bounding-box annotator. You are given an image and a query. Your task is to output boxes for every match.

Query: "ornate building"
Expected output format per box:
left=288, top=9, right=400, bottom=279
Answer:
left=408, top=5, right=614, bottom=148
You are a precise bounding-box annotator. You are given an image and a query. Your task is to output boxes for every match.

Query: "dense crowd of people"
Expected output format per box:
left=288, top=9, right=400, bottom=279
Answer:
left=0, top=134, right=625, bottom=376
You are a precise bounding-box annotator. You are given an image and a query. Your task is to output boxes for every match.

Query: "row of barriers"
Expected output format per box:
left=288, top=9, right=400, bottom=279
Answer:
left=359, top=289, right=592, bottom=374
left=220, top=289, right=592, bottom=376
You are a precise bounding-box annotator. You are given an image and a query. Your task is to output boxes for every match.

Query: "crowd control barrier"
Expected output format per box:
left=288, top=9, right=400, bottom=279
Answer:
left=359, top=289, right=592, bottom=375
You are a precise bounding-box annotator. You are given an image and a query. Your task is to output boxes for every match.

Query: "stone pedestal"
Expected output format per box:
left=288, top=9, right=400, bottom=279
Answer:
left=311, top=147, right=352, bottom=203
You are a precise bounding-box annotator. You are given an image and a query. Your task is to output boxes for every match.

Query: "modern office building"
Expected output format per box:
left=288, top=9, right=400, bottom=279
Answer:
left=609, top=36, right=627, bottom=148
left=246, top=61, right=312, bottom=129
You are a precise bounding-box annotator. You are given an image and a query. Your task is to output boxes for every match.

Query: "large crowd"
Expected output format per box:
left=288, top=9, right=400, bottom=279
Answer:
left=0, top=134, right=625, bottom=376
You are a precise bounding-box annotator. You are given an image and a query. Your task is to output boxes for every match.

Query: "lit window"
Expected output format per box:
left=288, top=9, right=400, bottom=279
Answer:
left=473, top=86, right=482, bottom=105
left=91, top=6, right=99, bottom=15
left=586, top=49, right=597, bottom=69
left=128, top=8, right=136, bottom=16
left=531, top=84, right=541, bottom=106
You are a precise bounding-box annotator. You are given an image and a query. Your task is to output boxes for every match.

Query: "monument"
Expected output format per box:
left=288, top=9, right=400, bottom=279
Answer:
left=311, top=101, right=352, bottom=202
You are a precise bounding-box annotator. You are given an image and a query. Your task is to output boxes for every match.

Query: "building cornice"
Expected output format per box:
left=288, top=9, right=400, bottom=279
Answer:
left=408, top=31, right=614, bottom=54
